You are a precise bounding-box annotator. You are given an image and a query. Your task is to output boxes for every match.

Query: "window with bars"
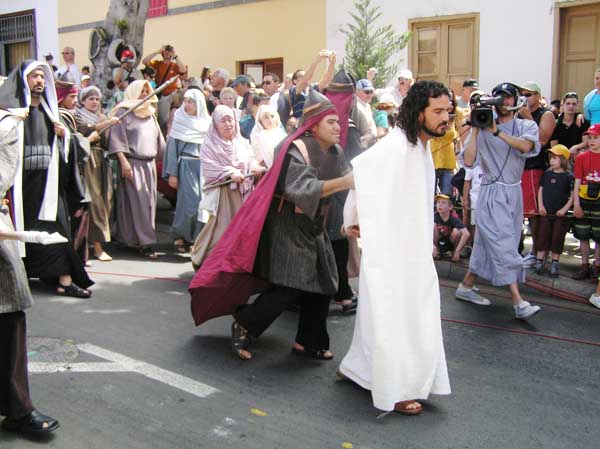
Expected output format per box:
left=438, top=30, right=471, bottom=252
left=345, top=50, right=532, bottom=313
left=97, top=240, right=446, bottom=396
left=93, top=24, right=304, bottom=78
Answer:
left=147, top=0, right=168, bottom=18
left=0, top=11, right=35, bottom=76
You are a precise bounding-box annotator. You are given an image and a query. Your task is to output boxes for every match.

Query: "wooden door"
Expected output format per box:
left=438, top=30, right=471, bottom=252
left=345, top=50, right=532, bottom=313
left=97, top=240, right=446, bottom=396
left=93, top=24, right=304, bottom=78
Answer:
left=559, top=3, right=600, bottom=101
left=410, top=14, right=479, bottom=97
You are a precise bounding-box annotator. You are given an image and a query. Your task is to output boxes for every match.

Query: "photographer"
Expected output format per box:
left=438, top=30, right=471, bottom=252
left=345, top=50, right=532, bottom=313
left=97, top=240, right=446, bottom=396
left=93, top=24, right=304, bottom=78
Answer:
left=455, top=83, right=543, bottom=319
left=142, top=44, right=187, bottom=132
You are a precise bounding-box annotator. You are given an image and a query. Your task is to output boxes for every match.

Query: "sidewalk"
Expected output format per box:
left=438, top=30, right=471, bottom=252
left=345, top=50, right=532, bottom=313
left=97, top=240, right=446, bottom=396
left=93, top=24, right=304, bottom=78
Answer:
left=435, top=234, right=598, bottom=306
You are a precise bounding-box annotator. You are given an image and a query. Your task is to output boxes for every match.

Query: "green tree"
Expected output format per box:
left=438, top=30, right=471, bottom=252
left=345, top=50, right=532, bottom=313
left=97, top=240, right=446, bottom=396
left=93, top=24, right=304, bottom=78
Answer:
left=340, top=0, right=411, bottom=88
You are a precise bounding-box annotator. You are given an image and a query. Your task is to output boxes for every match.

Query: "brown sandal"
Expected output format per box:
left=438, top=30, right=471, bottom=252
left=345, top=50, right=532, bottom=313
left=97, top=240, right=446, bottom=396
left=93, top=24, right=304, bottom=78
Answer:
left=394, top=400, right=423, bottom=415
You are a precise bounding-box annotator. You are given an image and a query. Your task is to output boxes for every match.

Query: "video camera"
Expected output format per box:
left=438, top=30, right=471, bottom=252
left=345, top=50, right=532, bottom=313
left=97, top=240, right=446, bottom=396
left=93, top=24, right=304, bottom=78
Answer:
left=469, top=94, right=504, bottom=128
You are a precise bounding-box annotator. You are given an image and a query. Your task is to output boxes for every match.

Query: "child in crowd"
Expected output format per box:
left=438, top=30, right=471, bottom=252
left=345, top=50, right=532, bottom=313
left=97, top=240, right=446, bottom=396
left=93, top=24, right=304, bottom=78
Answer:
left=462, top=163, right=483, bottom=252
left=534, top=145, right=574, bottom=277
left=573, top=124, right=600, bottom=279
left=433, top=194, right=470, bottom=262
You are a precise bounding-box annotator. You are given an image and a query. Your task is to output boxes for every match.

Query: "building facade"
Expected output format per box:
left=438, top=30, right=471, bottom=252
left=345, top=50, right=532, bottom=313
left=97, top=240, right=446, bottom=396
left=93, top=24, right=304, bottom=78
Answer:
left=327, top=0, right=600, bottom=103
left=56, top=0, right=327, bottom=84
left=0, top=0, right=59, bottom=75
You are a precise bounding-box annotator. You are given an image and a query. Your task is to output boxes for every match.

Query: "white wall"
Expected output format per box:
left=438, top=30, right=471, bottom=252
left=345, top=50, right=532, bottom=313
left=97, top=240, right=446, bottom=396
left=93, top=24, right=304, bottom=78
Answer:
left=327, top=0, right=557, bottom=99
left=0, top=0, right=59, bottom=62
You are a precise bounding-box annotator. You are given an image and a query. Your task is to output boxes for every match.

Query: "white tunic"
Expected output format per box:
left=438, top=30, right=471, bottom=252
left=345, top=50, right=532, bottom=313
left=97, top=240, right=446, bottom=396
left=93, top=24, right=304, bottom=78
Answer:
left=339, top=127, right=451, bottom=412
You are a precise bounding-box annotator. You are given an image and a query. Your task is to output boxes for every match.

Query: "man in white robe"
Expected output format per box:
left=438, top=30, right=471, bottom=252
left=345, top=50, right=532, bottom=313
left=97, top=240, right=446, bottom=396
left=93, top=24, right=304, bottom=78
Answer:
left=339, top=80, right=452, bottom=415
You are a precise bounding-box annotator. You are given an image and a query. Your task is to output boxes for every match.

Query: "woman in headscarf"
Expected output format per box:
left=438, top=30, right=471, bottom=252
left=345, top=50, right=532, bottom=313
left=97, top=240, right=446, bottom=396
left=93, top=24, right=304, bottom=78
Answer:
left=163, top=89, right=210, bottom=253
left=190, top=105, right=263, bottom=269
left=108, top=80, right=165, bottom=259
left=250, top=104, right=287, bottom=169
left=74, top=86, right=118, bottom=262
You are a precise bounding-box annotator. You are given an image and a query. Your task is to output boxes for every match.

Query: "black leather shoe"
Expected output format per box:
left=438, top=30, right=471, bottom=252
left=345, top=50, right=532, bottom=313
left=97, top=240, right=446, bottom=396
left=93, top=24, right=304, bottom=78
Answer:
left=1, top=410, right=60, bottom=435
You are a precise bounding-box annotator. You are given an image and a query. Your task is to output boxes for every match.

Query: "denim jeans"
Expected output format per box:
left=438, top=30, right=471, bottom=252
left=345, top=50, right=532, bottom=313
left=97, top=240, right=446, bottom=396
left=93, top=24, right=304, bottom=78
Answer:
left=435, top=169, right=454, bottom=196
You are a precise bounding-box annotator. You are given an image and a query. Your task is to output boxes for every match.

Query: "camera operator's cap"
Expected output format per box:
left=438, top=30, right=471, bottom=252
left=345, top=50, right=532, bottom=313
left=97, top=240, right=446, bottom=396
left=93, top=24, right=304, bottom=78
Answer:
left=463, top=79, right=479, bottom=88
left=584, top=123, right=600, bottom=136
left=548, top=144, right=570, bottom=160
left=231, top=75, right=251, bottom=87
left=492, top=82, right=519, bottom=98
left=356, top=79, right=374, bottom=92
left=397, top=69, right=413, bottom=80
left=520, top=81, right=542, bottom=94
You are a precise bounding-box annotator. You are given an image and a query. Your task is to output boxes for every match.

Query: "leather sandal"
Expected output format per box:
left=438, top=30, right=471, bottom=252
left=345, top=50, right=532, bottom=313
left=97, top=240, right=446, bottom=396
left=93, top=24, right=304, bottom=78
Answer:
left=139, top=246, right=158, bottom=259
left=57, top=283, right=91, bottom=298
left=173, top=240, right=187, bottom=254
left=1, top=410, right=60, bottom=434
left=231, top=322, right=252, bottom=360
left=394, top=400, right=423, bottom=415
left=291, top=346, right=334, bottom=360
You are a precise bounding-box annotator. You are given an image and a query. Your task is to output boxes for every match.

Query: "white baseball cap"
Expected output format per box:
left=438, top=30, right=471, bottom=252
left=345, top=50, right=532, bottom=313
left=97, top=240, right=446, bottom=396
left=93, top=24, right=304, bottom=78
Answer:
left=398, top=69, right=413, bottom=80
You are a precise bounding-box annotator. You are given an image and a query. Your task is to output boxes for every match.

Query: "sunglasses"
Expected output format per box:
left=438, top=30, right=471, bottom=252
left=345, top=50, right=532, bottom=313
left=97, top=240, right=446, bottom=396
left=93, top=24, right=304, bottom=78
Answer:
left=263, top=81, right=272, bottom=85
left=563, top=92, right=578, bottom=100
left=522, top=92, right=537, bottom=97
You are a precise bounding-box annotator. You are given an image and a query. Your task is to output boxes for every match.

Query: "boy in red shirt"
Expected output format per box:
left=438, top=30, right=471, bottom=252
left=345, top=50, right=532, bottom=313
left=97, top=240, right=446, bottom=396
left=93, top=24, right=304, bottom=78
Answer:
left=573, top=123, right=600, bottom=279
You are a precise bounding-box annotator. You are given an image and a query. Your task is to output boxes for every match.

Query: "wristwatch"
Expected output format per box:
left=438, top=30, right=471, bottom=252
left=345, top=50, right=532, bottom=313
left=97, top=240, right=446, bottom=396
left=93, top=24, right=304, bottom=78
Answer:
left=493, top=129, right=501, bottom=137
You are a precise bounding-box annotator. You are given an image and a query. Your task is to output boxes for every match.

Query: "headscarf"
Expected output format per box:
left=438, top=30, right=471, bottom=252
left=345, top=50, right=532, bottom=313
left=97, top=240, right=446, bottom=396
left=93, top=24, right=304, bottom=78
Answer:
left=56, top=84, right=78, bottom=105
left=250, top=105, right=287, bottom=168
left=200, top=105, right=253, bottom=186
left=0, top=60, right=69, bottom=256
left=110, top=79, right=157, bottom=119
left=168, top=89, right=210, bottom=144
left=75, top=86, right=103, bottom=125
left=189, top=92, right=338, bottom=325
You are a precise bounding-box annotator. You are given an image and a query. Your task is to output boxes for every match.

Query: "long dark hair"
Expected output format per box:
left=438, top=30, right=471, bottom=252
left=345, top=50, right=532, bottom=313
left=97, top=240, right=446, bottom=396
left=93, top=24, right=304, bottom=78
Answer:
left=397, top=80, right=451, bottom=145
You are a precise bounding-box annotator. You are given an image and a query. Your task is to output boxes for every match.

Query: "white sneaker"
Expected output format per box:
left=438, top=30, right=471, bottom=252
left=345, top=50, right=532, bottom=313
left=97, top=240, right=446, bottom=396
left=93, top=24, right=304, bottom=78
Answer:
left=514, top=300, right=541, bottom=319
left=589, top=294, right=600, bottom=309
left=455, top=283, right=491, bottom=306
left=522, top=253, right=537, bottom=268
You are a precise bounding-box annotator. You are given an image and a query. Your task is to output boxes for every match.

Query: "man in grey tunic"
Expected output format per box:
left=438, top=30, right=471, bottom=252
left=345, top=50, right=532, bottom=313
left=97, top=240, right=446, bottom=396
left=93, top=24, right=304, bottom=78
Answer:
left=231, top=90, right=354, bottom=360
left=455, top=83, right=542, bottom=319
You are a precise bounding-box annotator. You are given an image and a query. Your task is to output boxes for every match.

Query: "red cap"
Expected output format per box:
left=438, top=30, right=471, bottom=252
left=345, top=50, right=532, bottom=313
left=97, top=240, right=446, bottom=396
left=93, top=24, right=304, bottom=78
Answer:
left=120, top=49, right=135, bottom=61
left=584, top=123, right=600, bottom=136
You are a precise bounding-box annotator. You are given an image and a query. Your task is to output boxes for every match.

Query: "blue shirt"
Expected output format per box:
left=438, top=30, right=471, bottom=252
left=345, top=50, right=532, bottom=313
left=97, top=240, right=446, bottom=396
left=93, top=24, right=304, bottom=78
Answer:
left=589, top=93, right=600, bottom=125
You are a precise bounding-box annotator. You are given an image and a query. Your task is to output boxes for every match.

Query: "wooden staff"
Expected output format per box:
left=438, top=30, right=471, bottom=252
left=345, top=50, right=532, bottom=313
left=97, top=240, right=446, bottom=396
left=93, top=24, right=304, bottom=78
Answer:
left=98, top=75, right=180, bottom=134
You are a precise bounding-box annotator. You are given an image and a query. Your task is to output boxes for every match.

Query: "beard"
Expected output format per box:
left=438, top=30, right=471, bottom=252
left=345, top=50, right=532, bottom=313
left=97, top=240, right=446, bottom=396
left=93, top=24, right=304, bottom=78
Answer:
left=421, top=121, right=448, bottom=138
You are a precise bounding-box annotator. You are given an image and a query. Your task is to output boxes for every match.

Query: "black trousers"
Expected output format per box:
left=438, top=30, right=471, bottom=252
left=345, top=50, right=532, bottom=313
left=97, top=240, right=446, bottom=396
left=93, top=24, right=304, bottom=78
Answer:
left=0, top=311, right=34, bottom=419
left=331, top=239, right=354, bottom=300
left=234, top=285, right=330, bottom=350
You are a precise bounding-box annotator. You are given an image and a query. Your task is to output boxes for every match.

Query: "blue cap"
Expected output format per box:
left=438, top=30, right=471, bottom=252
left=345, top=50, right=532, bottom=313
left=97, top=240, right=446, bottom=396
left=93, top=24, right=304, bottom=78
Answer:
left=356, top=79, right=374, bottom=91
left=231, top=75, right=251, bottom=87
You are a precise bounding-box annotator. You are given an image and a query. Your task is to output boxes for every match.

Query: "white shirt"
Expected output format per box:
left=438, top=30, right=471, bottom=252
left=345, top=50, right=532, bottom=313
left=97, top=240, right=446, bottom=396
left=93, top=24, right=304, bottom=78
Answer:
left=465, top=165, right=483, bottom=207
left=55, top=63, right=82, bottom=86
left=356, top=98, right=377, bottom=137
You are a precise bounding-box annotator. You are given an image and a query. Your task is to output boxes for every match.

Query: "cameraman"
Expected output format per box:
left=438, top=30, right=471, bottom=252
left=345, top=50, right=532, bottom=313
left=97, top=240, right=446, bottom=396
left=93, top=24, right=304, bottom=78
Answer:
left=455, top=83, right=543, bottom=319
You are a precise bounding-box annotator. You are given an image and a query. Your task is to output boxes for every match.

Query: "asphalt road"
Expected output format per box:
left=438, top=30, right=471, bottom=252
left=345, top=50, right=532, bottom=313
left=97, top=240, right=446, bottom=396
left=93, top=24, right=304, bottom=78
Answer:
left=1, top=210, right=599, bottom=449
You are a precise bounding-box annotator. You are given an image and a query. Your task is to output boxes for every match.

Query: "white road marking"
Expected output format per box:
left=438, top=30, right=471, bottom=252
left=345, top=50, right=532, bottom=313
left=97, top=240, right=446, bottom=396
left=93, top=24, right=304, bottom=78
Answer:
left=82, top=309, right=131, bottom=314
left=29, top=362, right=129, bottom=373
left=29, top=343, right=220, bottom=399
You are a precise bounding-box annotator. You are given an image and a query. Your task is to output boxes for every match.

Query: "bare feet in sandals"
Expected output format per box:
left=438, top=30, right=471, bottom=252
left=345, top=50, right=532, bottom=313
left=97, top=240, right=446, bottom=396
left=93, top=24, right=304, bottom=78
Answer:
left=291, top=342, right=333, bottom=360
left=394, top=400, right=423, bottom=415
left=231, top=322, right=252, bottom=360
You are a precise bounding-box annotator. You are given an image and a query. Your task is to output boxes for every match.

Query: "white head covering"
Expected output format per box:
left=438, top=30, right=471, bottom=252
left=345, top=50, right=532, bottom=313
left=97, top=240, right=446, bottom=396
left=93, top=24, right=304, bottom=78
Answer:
left=250, top=104, right=287, bottom=168
left=168, top=89, right=210, bottom=144
left=0, top=61, right=70, bottom=256
left=110, top=80, right=157, bottom=118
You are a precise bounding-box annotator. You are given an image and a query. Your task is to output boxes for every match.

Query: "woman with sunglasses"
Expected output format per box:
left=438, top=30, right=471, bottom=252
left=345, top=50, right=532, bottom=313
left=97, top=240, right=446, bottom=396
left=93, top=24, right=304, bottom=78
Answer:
left=583, top=68, right=600, bottom=126
left=550, top=92, right=590, bottom=162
